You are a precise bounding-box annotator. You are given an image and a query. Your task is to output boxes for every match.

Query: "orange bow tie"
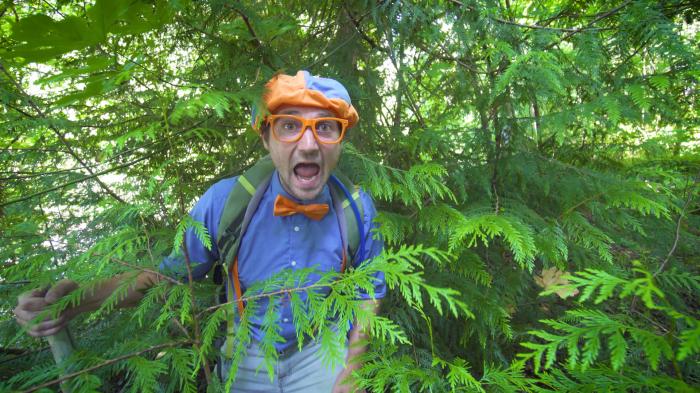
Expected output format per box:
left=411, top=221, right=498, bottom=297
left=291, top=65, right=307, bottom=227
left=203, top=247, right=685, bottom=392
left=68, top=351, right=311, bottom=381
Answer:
left=273, top=195, right=329, bottom=221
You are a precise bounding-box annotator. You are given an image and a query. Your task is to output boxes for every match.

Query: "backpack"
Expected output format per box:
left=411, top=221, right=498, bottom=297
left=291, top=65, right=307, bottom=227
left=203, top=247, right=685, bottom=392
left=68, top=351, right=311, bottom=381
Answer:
left=213, top=156, right=365, bottom=357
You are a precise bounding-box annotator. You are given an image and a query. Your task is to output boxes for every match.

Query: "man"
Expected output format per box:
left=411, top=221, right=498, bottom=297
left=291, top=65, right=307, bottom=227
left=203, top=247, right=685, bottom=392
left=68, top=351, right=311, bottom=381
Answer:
left=15, top=71, right=385, bottom=392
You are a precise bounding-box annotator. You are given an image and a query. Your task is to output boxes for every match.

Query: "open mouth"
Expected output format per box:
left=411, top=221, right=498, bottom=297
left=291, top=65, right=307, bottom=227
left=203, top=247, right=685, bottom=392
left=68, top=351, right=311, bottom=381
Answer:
left=293, top=163, right=321, bottom=186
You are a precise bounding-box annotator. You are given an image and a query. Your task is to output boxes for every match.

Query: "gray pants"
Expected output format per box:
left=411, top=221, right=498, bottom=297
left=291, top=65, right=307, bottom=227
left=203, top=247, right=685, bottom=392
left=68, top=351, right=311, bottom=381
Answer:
left=217, top=340, right=345, bottom=393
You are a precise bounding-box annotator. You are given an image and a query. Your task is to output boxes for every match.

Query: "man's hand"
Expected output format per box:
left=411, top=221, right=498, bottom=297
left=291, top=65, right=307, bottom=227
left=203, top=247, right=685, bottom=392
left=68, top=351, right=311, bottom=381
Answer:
left=332, top=364, right=365, bottom=393
left=14, top=279, right=79, bottom=337
left=14, top=271, right=159, bottom=338
left=333, top=299, right=379, bottom=393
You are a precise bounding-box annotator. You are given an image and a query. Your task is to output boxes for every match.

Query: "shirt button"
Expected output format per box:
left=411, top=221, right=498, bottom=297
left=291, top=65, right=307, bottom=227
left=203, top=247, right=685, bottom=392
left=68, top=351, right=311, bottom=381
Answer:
left=291, top=260, right=297, bottom=266
left=283, top=318, right=289, bottom=323
left=293, top=226, right=300, bottom=232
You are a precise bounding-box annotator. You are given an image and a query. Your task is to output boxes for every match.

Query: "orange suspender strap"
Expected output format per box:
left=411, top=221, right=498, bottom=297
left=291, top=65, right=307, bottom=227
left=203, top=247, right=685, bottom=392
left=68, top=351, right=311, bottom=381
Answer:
left=230, top=256, right=245, bottom=318
left=223, top=259, right=237, bottom=358
left=340, top=248, right=347, bottom=273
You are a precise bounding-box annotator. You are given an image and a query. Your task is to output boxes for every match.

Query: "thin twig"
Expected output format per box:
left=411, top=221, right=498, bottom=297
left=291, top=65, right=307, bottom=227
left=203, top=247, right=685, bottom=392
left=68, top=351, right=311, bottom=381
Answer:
left=170, top=317, right=192, bottom=339
left=654, top=174, right=698, bottom=277
left=0, top=148, right=70, bottom=153
left=448, top=0, right=619, bottom=34
left=40, top=0, right=64, bottom=17
left=632, top=309, right=672, bottom=335
left=343, top=6, right=387, bottom=53
left=197, top=273, right=359, bottom=318
left=558, top=192, right=606, bottom=219
left=545, top=0, right=633, bottom=50
left=0, top=346, right=49, bottom=366
left=231, top=8, right=263, bottom=49
left=0, top=153, right=152, bottom=208
left=304, top=30, right=360, bottom=70
left=491, top=16, right=605, bottom=32
left=20, top=341, right=191, bottom=393
left=0, top=280, right=31, bottom=285
left=384, top=32, right=426, bottom=128
left=105, top=256, right=182, bottom=286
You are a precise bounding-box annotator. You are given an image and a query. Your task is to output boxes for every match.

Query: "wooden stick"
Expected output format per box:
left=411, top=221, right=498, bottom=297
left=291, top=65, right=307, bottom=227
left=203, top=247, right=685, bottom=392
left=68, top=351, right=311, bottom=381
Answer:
left=17, top=291, right=76, bottom=393
left=46, top=328, right=76, bottom=393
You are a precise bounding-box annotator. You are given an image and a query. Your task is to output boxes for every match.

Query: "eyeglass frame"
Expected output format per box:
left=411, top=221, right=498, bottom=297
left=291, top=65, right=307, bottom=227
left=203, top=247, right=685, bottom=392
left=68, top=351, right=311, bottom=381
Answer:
left=265, top=114, right=349, bottom=144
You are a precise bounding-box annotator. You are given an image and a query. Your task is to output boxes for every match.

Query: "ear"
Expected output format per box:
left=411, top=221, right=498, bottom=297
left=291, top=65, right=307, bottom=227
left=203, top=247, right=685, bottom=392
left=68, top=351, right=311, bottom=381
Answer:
left=261, top=134, right=270, bottom=151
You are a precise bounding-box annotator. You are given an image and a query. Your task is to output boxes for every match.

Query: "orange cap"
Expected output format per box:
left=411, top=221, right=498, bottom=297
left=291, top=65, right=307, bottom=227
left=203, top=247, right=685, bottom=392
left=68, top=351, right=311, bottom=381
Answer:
left=252, top=71, right=359, bottom=131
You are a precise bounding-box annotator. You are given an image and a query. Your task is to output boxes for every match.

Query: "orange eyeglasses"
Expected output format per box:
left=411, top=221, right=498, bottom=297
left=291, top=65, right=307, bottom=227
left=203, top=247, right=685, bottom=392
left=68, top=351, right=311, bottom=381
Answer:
left=266, top=114, right=348, bottom=144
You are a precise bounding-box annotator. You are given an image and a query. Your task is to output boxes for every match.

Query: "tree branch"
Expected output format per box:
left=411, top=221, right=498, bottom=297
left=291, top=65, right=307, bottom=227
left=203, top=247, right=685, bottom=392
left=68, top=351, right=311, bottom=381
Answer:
left=0, top=152, right=152, bottom=208
left=197, top=272, right=362, bottom=318
left=448, top=0, right=619, bottom=34
left=654, top=173, right=698, bottom=277
left=343, top=6, right=387, bottom=53
left=20, top=340, right=191, bottom=393
left=545, top=0, right=633, bottom=50
left=233, top=8, right=263, bottom=49
left=0, top=62, right=126, bottom=203
left=491, top=16, right=604, bottom=32
left=105, top=256, right=183, bottom=286
left=558, top=192, right=606, bottom=219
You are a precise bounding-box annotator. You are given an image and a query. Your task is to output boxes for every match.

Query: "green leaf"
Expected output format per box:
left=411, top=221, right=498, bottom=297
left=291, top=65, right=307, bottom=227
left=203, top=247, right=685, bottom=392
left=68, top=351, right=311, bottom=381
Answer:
left=609, top=331, right=627, bottom=370
left=38, top=56, right=113, bottom=85
left=649, top=75, right=670, bottom=90
left=628, top=84, right=650, bottom=111
left=7, top=15, right=95, bottom=62
left=677, top=323, right=700, bottom=361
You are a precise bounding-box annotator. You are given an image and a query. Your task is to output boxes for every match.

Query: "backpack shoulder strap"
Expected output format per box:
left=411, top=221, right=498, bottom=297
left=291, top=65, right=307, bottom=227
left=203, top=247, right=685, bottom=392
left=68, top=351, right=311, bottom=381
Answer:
left=329, top=173, right=365, bottom=267
left=217, top=157, right=275, bottom=359
left=216, top=155, right=275, bottom=265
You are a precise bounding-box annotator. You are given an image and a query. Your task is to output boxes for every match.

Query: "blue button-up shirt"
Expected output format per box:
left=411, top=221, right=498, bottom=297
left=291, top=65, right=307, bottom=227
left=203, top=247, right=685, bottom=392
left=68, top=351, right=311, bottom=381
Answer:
left=160, top=171, right=386, bottom=351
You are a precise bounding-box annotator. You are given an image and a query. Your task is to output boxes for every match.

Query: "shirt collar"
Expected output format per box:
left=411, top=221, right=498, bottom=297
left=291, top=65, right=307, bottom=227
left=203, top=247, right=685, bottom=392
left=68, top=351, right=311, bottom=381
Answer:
left=270, top=170, right=332, bottom=205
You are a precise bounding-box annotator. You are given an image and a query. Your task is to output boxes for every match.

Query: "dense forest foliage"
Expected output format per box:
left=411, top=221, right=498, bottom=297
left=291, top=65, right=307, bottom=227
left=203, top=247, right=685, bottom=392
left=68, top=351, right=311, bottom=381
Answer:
left=1, top=0, right=699, bottom=392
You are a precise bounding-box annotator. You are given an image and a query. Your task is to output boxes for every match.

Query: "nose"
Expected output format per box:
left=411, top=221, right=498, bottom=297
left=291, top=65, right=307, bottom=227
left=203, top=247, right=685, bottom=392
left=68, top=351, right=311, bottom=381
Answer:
left=297, top=126, right=319, bottom=151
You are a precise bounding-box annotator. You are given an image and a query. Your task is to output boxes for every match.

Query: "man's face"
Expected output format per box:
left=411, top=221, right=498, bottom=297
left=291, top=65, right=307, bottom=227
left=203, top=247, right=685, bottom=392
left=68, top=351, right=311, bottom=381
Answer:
left=262, top=105, right=343, bottom=201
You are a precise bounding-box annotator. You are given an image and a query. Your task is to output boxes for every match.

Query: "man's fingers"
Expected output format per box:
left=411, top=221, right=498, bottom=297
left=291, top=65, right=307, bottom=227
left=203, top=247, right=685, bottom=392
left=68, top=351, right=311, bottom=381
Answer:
left=14, top=303, right=50, bottom=329
left=15, top=297, right=49, bottom=311
left=26, top=287, right=49, bottom=298
left=17, top=289, right=49, bottom=308
left=30, top=316, right=67, bottom=335
left=14, top=305, right=61, bottom=324
left=27, top=322, right=66, bottom=338
left=14, top=307, right=67, bottom=337
left=45, top=279, right=78, bottom=303
left=15, top=283, right=77, bottom=339
left=13, top=306, right=33, bottom=326
left=34, top=324, right=67, bottom=337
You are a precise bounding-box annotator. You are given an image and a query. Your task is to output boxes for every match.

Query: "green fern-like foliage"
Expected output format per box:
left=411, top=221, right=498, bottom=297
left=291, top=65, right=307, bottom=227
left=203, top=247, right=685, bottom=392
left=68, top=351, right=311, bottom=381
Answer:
left=520, top=265, right=699, bottom=388
left=1, top=0, right=699, bottom=392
